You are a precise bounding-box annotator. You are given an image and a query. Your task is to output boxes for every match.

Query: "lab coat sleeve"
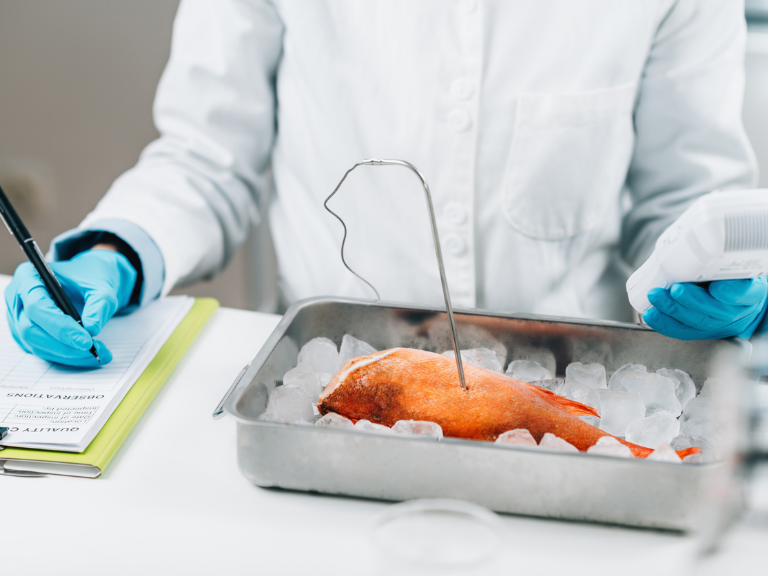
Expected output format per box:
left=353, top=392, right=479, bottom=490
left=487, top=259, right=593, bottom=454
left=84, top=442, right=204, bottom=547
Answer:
left=68, top=0, right=283, bottom=294
left=621, top=0, right=758, bottom=269
left=50, top=218, right=165, bottom=306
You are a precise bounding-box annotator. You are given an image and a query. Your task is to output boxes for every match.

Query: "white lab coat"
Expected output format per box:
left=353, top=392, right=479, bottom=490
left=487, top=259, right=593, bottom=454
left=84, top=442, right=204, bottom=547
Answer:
left=71, top=0, right=757, bottom=320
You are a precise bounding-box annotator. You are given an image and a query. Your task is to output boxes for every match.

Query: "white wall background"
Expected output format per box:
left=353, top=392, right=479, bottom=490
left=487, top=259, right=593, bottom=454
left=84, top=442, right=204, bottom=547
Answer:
left=0, top=4, right=767, bottom=310
left=0, top=0, right=250, bottom=308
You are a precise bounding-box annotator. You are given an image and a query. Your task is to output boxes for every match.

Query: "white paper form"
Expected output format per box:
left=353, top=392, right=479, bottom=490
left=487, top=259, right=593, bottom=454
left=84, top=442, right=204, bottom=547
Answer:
left=0, top=295, right=193, bottom=452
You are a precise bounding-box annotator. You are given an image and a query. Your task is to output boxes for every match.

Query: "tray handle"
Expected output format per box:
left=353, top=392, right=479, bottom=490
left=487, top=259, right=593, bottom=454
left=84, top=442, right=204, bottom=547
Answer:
left=213, top=362, right=252, bottom=420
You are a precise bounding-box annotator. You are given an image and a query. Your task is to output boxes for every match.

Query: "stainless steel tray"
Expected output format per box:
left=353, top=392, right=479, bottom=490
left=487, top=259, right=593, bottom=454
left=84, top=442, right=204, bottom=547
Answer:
left=221, top=297, right=747, bottom=531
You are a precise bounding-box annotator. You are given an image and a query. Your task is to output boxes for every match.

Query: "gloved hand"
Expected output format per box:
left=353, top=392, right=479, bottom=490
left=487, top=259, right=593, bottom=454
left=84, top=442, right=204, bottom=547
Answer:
left=643, top=277, right=768, bottom=341
left=4, top=249, right=137, bottom=367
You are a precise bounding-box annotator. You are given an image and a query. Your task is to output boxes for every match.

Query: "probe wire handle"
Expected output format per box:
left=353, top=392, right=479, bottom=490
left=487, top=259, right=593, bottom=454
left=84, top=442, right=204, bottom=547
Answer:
left=324, top=158, right=467, bottom=391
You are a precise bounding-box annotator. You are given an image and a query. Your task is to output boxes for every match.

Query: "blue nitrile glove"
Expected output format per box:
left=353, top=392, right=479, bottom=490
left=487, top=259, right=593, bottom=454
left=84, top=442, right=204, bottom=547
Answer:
left=643, top=277, right=768, bottom=341
left=4, top=249, right=137, bottom=367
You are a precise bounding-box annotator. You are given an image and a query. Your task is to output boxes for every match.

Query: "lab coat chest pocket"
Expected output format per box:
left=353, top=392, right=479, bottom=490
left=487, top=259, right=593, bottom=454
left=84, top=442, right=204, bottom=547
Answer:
left=502, top=83, right=637, bottom=239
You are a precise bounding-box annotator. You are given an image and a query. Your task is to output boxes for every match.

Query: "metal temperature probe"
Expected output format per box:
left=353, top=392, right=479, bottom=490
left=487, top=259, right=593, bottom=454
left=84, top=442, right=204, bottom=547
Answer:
left=324, top=158, right=467, bottom=390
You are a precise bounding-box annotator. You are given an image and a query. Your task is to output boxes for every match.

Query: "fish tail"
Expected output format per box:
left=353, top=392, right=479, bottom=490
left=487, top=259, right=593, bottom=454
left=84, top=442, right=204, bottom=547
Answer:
left=624, top=442, right=703, bottom=460
left=675, top=447, right=701, bottom=460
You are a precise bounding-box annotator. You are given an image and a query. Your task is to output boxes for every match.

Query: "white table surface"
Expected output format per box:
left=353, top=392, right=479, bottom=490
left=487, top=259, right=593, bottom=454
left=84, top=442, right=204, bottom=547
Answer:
left=1, top=295, right=767, bottom=575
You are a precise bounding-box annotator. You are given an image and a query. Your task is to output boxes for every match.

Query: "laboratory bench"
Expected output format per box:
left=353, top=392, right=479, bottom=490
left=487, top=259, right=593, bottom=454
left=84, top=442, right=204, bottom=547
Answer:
left=0, top=288, right=766, bottom=575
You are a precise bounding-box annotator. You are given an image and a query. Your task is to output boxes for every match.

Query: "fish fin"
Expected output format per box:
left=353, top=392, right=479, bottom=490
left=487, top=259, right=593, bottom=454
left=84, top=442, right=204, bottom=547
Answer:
left=523, top=382, right=600, bottom=418
left=675, top=447, right=701, bottom=460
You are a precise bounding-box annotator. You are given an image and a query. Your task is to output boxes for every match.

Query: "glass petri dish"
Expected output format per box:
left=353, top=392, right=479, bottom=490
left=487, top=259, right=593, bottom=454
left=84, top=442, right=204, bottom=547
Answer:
left=369, top=498, right=504, bottom=573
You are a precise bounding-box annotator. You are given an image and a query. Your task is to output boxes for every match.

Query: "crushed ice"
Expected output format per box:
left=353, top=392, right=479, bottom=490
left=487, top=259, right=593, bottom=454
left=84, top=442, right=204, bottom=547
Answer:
left=391, top=420, right=444, bottom=439
left=646, top=443, right=682, bottom=464
left=596, top=389, right=645, bottom=437
left=314, top=412, right=355, bottom=429
left=338, top=334, right=377, bottom=366
left=565, top=362, right=607, bottom=389
left=506, top=359, right=553, bottom=383
left=495, top=429, right=537, bottom=447
left=624, top=411, right=680, bottom=449
left=442, top=348, right=503, bottom=373
left=508, top=346, right=557, bottom=375
left=539, top=432, right=579, bottom=453
left=259, top=384, right=316, bottom=425
left=354, top=419, right=393, bottom=434
left=297, top=337, right=341, bottom=375
left=260, top=335, right=722, bottom=464
left=586, top=436, right=633, bottom=458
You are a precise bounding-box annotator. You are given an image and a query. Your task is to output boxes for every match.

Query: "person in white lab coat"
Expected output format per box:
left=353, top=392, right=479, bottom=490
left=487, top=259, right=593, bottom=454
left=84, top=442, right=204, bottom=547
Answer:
left=5, top=0, right=768, bottom=366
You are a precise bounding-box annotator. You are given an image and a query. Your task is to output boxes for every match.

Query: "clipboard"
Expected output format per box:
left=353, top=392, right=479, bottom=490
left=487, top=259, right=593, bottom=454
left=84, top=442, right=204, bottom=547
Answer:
left=0, top=298, right=219, bottom=478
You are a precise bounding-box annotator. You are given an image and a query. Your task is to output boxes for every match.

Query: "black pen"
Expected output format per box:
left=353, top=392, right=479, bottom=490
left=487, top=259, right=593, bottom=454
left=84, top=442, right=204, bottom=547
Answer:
left=0, top=185, right=100, bottom=362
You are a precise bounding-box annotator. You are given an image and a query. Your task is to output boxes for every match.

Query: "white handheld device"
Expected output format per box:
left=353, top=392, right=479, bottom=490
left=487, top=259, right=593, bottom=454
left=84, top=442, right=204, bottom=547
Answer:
left=627, top=189, right=768, bottom=313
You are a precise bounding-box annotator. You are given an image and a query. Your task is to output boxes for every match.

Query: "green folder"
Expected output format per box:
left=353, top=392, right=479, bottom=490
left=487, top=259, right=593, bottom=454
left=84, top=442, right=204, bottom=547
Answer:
left=0, top=298, right=219, bottom=478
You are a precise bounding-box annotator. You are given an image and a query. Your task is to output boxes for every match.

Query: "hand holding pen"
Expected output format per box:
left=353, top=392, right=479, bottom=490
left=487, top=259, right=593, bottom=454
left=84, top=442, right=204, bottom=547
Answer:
left=1, top=185, right=137, bottom=367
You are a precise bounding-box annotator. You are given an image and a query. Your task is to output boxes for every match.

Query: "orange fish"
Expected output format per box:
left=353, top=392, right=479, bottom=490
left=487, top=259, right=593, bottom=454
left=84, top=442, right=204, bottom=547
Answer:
left=318, top=348, right=700, bottom=460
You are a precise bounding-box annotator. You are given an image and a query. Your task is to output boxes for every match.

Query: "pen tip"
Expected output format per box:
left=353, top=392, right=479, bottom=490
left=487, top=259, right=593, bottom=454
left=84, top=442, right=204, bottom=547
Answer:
left=96, top=354, right=101, bottom=363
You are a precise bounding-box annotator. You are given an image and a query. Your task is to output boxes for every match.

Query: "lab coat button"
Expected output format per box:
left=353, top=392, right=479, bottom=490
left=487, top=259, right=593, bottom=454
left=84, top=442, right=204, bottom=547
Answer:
left=447, top=109, right=471, bottom=133
left=459, top=0, right=478, bottom=13
left=443, top=233, right=466, bottom=255
left=451, top=79, right=475, bottom=101
left=444, top=203, right=467, bottom=225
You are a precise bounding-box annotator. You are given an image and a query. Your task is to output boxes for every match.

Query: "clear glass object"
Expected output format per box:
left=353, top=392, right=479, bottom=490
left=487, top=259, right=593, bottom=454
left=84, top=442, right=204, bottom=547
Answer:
left=369, top=499, right=504, bottom=575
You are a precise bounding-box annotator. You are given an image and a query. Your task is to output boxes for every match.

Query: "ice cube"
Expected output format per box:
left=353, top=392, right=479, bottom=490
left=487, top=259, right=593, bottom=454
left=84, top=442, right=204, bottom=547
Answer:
left=595, top=390, right=646, bottom=437
left=596, top=436, right=621, bottom=446
left=670, top=434, right=717, bottom=461
left=506, top=359, right=553, bottom=383
left=580, top=415, right=601, bottom=427
left=495, top=429, right=538, bottom=447
left=698, top=378, right=724, bottom=399
left=463, top=348, right=503, bottom=373
left=682, top=396, right=717, bottom=422
left=262, top=384, right=315, bottom=424
left=354, top=419, right=393, bottom=434
left=680, top=416, right=723, bottom=442
left=624, top=411, right=680, bottom=448
left=282, top=366, right=324, bottom=401
left=616, top=371, right=681, bottom=417
left=608, top=363, right=647, bottom=391
left=391, top=420, right=443, bottom=439
left=256, top=411, right=286, bottom=424
left=646, top=443, right=682, bottom=463
left=656, top=368, right=696, bottom=410
left=559, top=382, right=600, bottom=409
left=297, top=337, right=340, bottom=374
left=586, top=436, right=633, bottom=458
left=565, top=362, right=607, bottom=389
left=509, top=346, right=557, bottom=375
left=538, top=433, right=578, bottom=453
left=533, top=378, right=564, bottom=394
left=314, top=412, right=355, bottom=429
left=443, top=348, right=503, bottom=373
left=338, top=334, right=377, bottom=366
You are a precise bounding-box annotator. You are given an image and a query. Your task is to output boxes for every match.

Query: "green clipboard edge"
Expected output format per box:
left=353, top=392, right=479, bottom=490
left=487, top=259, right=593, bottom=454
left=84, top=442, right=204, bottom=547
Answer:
left=0, top=298, right=219, bottom=477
